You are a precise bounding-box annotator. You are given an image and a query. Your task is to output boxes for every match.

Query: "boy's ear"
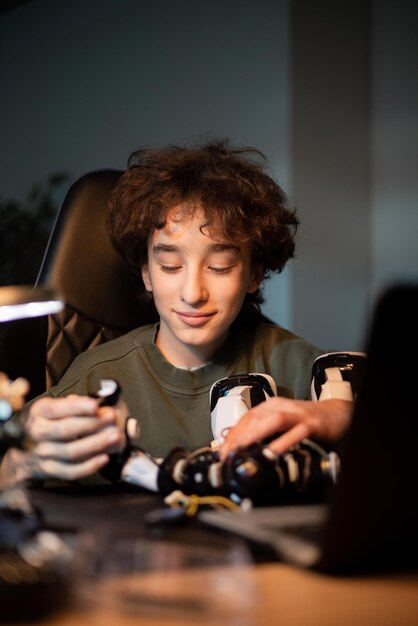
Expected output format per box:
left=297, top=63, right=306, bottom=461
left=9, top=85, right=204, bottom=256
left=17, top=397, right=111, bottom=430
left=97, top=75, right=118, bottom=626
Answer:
left=141, top=265, right=152, bottom=292
left=247, top=264, right=264, bottom=293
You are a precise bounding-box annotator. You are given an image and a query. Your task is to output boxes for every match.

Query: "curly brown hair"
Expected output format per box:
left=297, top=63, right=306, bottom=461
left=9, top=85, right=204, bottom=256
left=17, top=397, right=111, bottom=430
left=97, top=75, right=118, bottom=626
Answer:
left=106, top=139, right=298, bottom=306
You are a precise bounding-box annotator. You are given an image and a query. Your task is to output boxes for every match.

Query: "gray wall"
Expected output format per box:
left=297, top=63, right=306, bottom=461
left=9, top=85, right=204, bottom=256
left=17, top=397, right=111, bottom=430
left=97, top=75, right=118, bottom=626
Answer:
left=0, top=0, right=292, bottom=326
left=371, top=0, right=418, bottom=299
left=1, top=0, right=417, bottom=350
left=291, top=1, right=370, bottom=350
left=290, top=0, right=418, bottom=350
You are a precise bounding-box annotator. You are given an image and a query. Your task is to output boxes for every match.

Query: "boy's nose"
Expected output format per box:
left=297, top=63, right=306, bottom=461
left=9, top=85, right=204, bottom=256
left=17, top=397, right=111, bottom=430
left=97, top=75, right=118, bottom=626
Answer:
left=181, top=271, right=208, bottom=305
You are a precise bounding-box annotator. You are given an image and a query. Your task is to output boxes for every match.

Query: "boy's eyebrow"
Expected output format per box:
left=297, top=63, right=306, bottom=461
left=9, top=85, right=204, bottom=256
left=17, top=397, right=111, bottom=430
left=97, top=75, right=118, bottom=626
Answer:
left=152, top=243, right=179, bottom=254
left=152, top=243, right=240, bottom=254
left=208, top=243, right=240, bottom=253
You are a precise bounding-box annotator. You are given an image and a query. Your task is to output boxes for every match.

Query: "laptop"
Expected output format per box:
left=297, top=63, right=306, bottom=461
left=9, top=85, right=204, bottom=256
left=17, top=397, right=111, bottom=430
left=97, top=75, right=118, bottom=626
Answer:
left=200, top=284, right=418, bottom=575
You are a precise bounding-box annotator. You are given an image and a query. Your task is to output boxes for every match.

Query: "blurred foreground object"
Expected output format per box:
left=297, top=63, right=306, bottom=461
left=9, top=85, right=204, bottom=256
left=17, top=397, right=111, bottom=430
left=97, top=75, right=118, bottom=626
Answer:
left=0, top=285, right=64, bottom=449
left=0, top=285, right=63, bottom=323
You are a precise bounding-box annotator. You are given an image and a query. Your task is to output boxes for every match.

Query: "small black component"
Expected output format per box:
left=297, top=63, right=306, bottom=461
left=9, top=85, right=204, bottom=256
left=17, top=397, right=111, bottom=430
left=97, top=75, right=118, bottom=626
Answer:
left=89, top=378, right=129, bottom=482
left=222, top=444, right=284, bottom=505
left=157, top=448, right=189, bottom=496
left=89, top=378, right=121, bottom=407
left=0, top=419, right=25, bottom=454
left=180, top=448, right=220, bottom=496
left=99, top=444, right=133, bottom=483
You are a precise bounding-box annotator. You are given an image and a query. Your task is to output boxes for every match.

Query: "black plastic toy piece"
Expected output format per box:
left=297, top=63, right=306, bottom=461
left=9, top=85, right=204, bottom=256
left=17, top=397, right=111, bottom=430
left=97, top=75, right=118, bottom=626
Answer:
left=155, top=439, right=336, bottom=506
left=89, top=379, right=132, bottom=482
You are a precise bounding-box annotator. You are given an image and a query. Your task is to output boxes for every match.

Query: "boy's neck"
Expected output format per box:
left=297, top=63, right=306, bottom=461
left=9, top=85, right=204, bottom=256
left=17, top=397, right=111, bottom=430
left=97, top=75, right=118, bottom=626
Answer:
left=154, top=326, right=229, bottom=368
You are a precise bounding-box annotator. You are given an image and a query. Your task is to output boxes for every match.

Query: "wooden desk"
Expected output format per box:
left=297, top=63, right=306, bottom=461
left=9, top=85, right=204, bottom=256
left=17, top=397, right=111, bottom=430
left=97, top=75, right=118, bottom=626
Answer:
left=4, top=487, right=418, bottom=626
left=256, top=564, right=418, bottom=626
left=11, top=563, right=418, bottom=626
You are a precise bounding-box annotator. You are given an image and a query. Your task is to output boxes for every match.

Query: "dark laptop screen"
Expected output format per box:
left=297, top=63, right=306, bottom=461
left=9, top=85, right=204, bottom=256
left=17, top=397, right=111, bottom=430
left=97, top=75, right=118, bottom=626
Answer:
left=318, top=284, right=418, bottom=574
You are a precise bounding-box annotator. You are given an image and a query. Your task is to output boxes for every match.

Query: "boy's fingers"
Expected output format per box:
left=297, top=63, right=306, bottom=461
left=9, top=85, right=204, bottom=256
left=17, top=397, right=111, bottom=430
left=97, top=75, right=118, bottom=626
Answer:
left=31, top=454, right=110, bottom=481
left=32, top=427, right=123, bottom=461
left=27, top=412, right=117, bottom=442
left=267, top=422, right=312, bottom=455
left=29, top=395, right=99, bottom=419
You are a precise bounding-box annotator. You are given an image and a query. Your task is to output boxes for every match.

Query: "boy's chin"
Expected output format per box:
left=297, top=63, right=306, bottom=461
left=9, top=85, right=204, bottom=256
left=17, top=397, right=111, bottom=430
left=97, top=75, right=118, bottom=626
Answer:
left=181, top=332, right=229, bottom=358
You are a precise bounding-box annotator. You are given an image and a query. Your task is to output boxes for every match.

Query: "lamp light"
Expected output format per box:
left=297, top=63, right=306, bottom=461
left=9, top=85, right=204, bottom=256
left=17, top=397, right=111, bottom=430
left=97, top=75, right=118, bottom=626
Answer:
left=0, top=286, right=64, bottom=323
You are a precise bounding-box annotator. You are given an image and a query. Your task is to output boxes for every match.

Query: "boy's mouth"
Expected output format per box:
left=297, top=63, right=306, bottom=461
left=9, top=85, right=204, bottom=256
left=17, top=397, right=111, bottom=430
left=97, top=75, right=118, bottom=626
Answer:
left=175, top=311, right=215, bottom=326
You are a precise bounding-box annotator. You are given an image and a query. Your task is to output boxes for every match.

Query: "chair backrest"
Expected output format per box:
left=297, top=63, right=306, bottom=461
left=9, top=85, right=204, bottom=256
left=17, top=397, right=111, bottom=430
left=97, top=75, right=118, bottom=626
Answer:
left=0, top=169, right=158, bottom=400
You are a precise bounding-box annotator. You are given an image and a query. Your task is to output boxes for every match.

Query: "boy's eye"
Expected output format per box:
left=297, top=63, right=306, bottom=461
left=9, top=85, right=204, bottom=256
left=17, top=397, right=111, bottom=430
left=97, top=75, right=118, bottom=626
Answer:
left=160, top=265, right=182, bottom=273
left=209, top=265, right=235, bottom=274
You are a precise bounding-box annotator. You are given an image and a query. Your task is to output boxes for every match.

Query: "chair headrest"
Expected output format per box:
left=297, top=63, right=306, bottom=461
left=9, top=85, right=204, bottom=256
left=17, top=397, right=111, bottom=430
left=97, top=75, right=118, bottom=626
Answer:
left=37, top=169, right=157, bottom=331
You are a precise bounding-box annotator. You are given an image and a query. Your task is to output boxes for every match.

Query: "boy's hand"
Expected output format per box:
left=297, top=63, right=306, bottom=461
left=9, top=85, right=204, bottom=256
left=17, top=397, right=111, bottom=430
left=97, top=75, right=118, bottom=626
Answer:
left=220, top=397, right=353, bottom=459
left=0, top=395, right=125, bottom=487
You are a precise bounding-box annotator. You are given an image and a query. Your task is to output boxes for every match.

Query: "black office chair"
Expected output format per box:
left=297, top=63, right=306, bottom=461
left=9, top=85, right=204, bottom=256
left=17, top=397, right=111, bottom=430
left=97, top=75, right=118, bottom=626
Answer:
left=0, top=169, right=158, bottom=400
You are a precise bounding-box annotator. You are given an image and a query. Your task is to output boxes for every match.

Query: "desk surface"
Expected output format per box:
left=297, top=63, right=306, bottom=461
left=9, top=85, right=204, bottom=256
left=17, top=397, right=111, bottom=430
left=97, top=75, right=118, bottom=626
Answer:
left=10, top=563, right=418, bottom=626
left=4, top=486, right=418, bottom=626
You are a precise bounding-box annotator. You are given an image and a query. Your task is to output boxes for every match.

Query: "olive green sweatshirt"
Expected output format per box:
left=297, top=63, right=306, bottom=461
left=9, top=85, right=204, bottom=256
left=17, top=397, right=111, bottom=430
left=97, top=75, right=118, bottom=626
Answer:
left=42, top=320, right=323, bottom=458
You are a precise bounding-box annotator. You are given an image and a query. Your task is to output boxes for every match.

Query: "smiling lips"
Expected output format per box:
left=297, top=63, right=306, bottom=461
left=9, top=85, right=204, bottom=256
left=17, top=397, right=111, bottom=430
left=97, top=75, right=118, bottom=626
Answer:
left=175, top=311, right=216, bottom=326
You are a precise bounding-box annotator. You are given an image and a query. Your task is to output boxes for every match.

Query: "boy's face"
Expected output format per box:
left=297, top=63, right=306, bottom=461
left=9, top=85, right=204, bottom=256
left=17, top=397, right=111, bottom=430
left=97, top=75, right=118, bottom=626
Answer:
left=141, top=207, right=262, bottom=367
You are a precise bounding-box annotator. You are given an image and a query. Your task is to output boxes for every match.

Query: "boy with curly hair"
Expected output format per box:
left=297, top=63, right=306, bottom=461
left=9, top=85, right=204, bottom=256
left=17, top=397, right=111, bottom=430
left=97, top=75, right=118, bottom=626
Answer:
left=0, top=140, right=352, bottom=485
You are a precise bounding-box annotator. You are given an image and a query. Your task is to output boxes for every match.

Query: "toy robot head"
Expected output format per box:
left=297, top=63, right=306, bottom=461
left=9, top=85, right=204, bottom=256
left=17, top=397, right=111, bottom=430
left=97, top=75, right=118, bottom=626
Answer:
left=210, top=373, right=277, bottom=444
left=311, top=352, right=367, bottom=402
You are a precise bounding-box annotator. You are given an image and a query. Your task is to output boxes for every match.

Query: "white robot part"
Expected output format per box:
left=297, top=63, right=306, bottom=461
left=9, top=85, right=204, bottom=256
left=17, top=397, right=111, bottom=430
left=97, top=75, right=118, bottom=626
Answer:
left=211, top=386, right=251, bottom=444
left=311, top=352, right=367, bottom=402
left=210, top=373, right=277, bottom=444
left=121, top=451, right=162, bottom=492
left=318, top=367, right=354, bottom=401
